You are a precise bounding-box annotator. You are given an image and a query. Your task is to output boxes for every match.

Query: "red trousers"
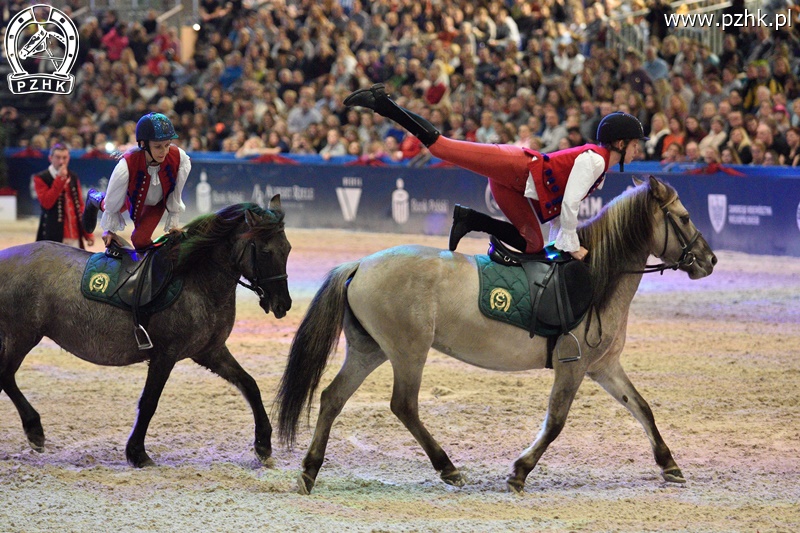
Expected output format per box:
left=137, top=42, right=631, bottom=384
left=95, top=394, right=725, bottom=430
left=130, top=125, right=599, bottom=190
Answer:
left=429, top=137, right=546, bottom=252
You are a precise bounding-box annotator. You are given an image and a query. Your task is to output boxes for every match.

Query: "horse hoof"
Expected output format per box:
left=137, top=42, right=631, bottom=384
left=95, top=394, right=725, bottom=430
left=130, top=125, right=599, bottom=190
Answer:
left=127, top=453, right=156, bottom=468
left=254, top=443, right=272, bottom=466
left=662, top=468, right=686, bottom=484
left=441, top=469, right=465, bottom=487
left=28, top=439, right=45, bottom=453
left=506, top=478, right=525, bottom=494
left=297, top=472, right=315, bottom=495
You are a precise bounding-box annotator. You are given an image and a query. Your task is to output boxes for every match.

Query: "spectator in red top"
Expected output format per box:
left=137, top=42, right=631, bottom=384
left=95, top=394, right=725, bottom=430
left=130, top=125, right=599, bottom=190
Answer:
left=100, top=22, right=129, bottom=61
left=424, top=60, right=450, bottom=106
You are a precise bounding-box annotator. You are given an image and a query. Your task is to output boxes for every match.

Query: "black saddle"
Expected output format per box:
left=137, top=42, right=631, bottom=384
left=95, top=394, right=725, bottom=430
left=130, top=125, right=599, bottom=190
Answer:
left=488, top=236, right=593, bottom=363
left=106, top=236, right=179, bottom=349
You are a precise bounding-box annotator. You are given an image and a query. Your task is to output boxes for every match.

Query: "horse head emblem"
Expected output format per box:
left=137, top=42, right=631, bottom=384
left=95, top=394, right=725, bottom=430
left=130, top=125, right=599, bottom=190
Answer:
left=4, top=5, right=79, bottom=95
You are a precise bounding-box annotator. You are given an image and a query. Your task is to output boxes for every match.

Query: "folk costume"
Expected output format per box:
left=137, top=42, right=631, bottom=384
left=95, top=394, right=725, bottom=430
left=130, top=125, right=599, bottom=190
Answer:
left=344, top=84, right=646, bottom=254
left=83, top=113, right=191, bottom=250
left=34, top=164, right=93, bottom=248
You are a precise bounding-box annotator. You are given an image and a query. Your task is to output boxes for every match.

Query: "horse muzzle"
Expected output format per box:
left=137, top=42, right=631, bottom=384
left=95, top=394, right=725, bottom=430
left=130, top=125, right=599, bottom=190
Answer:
left=262, top=291, right=291, bottom=318
left=684, top=244, right=717, bottom=280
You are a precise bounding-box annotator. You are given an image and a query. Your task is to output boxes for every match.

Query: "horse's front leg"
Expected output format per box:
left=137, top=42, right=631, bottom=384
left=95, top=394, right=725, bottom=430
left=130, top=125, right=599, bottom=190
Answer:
left=589, top=360, right=685, bottom=483
left=126, top=354, right=176, bottom=467
left=507, top=359, right=587, bottom=493
left=388, top=353, right=464, bottom=488
left=192, top=345, right=272, bottom=465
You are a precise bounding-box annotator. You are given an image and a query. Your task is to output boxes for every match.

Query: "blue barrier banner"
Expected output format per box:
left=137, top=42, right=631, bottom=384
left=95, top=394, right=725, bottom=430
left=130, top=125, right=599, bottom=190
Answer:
left=6, top=156, right=800, bottom=257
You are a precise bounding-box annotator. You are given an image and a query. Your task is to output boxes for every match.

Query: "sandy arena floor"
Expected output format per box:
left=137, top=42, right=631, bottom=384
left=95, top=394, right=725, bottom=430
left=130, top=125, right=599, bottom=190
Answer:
left=0, top=218, right=798, bottom=532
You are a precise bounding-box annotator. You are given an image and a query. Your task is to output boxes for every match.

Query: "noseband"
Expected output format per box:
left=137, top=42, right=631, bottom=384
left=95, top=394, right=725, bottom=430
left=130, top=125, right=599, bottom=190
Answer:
left=214, top=226, right=287, bottom=308
left=634, top=195, right=702, bottom=275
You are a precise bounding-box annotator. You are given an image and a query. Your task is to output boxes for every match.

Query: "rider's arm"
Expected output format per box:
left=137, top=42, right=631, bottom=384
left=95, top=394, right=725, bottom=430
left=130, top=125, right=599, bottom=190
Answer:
left=100, top=158, right=129, bottom=233
left=163, top=147, right=191, bottom=231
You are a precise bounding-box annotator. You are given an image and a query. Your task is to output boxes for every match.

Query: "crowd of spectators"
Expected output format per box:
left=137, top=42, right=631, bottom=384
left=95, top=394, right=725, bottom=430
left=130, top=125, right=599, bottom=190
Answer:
left=3, top=0, right=800, bottom=167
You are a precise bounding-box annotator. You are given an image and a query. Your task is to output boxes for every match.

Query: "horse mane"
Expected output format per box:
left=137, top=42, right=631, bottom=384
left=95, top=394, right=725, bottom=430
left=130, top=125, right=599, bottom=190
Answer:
left=172, top=203, right=285, bottom=275
left=577, top=180, right=668, bottom=311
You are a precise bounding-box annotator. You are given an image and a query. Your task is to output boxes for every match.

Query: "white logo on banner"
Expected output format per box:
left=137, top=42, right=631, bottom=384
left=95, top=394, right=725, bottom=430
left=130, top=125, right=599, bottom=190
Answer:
left=708, top=194, right=727, bottom=234
left=5, top=5, right=79, bottom=95
left=484, top=184, right=502, bottom=216
left=392, top=178, right=409, bottom=224
left=336, top=187, right=362, bottom=222
left=796, top=201, right=800, bottom=233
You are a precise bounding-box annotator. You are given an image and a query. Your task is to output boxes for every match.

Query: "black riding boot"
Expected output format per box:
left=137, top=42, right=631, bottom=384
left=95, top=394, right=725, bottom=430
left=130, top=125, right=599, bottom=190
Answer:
left=344, top=84, right=441, bottom=147
left=82, top=188, right=105, bottom=233
left=449, top=204, right=528, bottom=252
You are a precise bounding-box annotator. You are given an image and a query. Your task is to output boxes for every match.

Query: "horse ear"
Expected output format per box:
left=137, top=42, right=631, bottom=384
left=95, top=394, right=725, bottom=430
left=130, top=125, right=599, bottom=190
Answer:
left=648, top=175, right=668, bottom=200
left=245, top=209, right=262, bottom=227
left=632, top=175, right=644, bottom=186
left=268, top=194, right=282, bottom=211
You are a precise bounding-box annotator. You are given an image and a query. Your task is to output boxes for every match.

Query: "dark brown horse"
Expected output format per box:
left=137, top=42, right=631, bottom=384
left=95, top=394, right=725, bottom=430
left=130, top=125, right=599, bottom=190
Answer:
left=278, top=177, right=717, bottom=494
left=0, top=198, right=291, bottom=467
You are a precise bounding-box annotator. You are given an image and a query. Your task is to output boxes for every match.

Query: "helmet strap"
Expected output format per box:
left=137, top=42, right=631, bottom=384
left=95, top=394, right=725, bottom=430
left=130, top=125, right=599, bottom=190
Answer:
left=612, top=140, right=627, bottom=172
left=139, top=141, right=160, bottom=166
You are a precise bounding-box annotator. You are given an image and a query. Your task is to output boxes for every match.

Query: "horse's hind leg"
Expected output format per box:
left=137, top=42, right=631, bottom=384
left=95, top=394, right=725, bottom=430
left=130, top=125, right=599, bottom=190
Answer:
left=192, top=345, right=273, bottom=465
left=299, top=340, right=387, bottom=495
left=0, top=334, right=45, bottom=451
left=589, top=360, right=685, bottom=483
left=507, top=361, right=587, bottom=493
left=126, top=354, right=176, bottom=468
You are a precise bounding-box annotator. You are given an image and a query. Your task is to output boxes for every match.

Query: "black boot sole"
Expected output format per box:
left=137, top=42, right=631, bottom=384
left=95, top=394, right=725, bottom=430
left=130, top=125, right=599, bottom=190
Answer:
left=343, top=83, right=386, bottom=109
left=448, top=205, right=471, bottom=251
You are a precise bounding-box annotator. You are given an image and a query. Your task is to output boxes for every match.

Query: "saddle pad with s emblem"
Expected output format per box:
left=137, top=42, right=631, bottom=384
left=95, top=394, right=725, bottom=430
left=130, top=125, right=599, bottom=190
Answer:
left=81, top=252, right=183, bottom=313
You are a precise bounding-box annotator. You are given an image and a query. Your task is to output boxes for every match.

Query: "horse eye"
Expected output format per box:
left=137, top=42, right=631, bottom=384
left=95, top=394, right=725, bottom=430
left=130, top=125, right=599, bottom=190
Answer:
left=680, top=215, right=690, bottom=224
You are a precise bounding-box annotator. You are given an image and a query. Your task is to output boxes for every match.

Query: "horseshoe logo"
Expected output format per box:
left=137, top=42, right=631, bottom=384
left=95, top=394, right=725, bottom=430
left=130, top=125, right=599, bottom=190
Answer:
left=489, top=288, right=512, bottom=312
left=89, top=273, right=110, bottom=293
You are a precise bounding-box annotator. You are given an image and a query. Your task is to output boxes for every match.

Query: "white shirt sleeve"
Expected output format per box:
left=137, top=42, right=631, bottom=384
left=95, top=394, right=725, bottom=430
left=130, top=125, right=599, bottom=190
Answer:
left=164, top=147, right=191, bottom=231
left=553, top=150, right=607, bottom=252
left=100, top=158, right=130, bottom=233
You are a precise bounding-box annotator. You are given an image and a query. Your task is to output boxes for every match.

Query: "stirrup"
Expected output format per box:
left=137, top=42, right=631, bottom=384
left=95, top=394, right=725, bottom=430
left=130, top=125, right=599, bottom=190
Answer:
left=554, top=332, right=581, bottom=363
left=134, top=324, right=154, bottom=350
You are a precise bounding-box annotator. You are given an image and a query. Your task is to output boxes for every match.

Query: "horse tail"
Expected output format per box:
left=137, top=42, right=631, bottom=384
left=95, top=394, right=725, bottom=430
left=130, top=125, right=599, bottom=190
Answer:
left=277, top=261, right=360, bottom=446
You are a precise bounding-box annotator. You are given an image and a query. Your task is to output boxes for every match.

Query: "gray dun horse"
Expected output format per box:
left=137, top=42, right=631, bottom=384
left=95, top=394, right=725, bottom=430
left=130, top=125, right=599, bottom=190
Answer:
left=278, top=176, right=717, bottom=494
left=0, top=198, right=291, bottom=467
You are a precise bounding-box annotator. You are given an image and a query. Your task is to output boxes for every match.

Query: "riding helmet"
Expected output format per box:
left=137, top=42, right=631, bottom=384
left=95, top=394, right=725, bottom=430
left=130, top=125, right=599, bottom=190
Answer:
left=135, top=112, right=179, bottom=142
left=596, top=112, right=648, bottom=144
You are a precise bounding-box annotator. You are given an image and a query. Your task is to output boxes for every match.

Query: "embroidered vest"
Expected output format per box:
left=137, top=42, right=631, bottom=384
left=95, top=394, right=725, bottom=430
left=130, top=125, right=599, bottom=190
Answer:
left=524, top=145, right=611, bottom=222
left=124, top=146, right=180, bottom=222
left=35, top=169, right=84, bottom=247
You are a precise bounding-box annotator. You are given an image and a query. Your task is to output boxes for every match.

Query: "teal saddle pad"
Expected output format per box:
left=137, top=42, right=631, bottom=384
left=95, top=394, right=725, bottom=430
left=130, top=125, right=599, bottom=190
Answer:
left=475, top=254, right=563, bottom=337
left=81, top=252, right=183, bottom=313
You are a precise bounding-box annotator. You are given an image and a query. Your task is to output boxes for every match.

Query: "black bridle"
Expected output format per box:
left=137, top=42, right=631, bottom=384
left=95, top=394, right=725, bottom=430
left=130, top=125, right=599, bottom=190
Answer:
left=236, top=239, right=288, bottom=300
left=630, top=195, right=702, bottom=275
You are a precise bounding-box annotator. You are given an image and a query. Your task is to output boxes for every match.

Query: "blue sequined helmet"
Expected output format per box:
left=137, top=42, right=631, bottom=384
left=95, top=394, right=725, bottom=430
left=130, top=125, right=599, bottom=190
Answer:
left=135, top=112, right=178, bottom=142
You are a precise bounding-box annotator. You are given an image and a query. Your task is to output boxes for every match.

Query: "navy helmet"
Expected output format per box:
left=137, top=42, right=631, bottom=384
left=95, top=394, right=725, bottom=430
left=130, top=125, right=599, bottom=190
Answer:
left=135, top=113, right=178, bottom=142
left=596, top=112, right=648, bottom=144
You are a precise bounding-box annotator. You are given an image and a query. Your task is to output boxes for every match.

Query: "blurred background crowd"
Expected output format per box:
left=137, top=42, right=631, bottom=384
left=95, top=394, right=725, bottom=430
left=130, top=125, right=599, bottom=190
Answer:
left=2, top=0, right=800, bottom=168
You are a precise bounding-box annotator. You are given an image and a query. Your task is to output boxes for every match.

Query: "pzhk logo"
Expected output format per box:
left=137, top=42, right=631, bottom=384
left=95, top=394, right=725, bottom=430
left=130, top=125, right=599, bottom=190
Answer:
left=5, top=5, right=79, bottom=95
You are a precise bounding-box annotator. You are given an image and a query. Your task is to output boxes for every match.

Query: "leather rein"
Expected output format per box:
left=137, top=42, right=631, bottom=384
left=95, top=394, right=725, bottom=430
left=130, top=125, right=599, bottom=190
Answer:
left=628, top=195, right=701, bottom=275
